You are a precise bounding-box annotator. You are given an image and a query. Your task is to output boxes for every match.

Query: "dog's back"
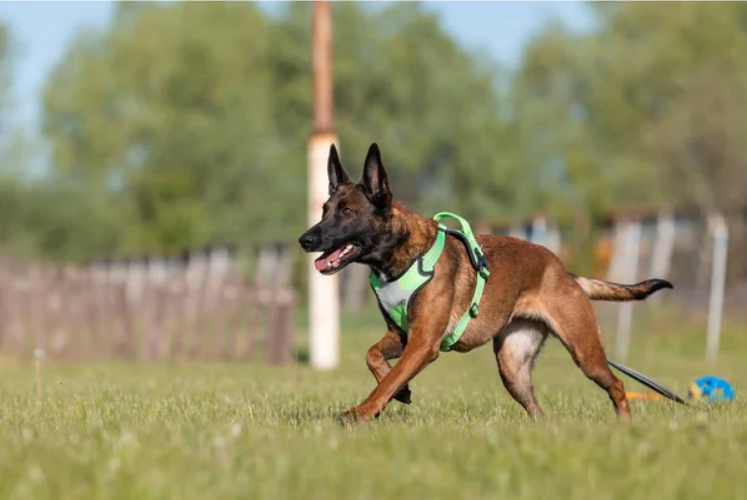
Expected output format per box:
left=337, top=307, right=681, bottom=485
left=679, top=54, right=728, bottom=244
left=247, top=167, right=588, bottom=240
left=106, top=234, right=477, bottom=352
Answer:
left=477, top=233, right=671, bottom=303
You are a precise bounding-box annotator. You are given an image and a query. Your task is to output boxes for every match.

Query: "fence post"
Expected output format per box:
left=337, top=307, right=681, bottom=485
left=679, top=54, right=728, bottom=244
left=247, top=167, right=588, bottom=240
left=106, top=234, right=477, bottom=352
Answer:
left=126, top=258, right=148, bottom=308
left=614, top=218, right=641, bottom=362
left=107, top=260, right=128, bottom=285
left=650, top=209, right=675, bottom=279
left=115, top=283, right=134, bottom=360
left=220, top=283, right=241, bottom=360
left=706, top=213, right=728, bottom=362
left=187, top=249, right=209, bottom=360
left=649, top=210, right=675, bottom=305
left=244, top=289, right=260, bottom=363
left=147, top=257, right=168, bottom=284
left=267, top=289, right=295, bottom=366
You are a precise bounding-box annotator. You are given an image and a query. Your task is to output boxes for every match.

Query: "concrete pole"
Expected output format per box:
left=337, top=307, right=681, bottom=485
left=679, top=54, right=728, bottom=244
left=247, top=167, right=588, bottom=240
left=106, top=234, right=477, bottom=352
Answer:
left=648, top=209, right=675, bottom=306
left=706, top=213, right=728, bottom=363
left=308, top=1, right=339, bottom=370
left=650, top=209, right=675, bottom=280
left=614, top=219, right=641, bottom=362
left=531, top=214, right=561, bottom=255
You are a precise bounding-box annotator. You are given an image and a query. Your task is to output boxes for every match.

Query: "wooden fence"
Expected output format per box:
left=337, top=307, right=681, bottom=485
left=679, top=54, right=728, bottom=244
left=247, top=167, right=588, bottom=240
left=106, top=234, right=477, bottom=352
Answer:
left=0, top=258, right=297, bottom=365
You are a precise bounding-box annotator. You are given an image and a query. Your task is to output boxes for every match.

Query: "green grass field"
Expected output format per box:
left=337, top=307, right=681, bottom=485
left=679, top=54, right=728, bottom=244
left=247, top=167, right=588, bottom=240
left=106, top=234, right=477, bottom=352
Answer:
left=0, top=306, right=745, bottom=500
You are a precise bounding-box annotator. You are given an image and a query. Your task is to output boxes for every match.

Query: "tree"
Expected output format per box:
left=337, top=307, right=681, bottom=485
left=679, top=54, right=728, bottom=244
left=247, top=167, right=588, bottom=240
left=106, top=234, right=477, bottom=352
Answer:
left=515, top=2, right=747, bottom=281
left=44, top=2, right=277, bottom=255
left=42, top=2, right=515, bottom=261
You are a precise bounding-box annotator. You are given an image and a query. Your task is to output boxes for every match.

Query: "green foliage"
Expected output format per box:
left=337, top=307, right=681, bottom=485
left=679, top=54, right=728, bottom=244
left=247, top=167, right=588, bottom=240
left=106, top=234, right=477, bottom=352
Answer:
left=511, top=2, right=747, bottom=278
left=43, top=2, right=278, bottom=254
left=0, top=2, right=745, bottom=263
left=0, top=177, right=123, bottom=261
left=38, top=2, right=510, bottom=260
left=513, top=2, right=747, bottom=217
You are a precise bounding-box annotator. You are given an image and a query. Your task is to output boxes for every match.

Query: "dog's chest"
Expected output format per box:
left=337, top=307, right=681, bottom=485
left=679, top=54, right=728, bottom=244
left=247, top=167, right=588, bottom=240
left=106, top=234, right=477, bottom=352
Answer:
left=374, top=280, right=413, bottom=314
left=370, top=258, right=435, bottom=333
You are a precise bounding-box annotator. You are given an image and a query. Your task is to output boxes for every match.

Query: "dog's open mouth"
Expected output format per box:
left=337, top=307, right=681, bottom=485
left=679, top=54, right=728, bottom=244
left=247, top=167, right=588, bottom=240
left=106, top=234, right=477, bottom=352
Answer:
left=314, top=243, right=361, bottom=274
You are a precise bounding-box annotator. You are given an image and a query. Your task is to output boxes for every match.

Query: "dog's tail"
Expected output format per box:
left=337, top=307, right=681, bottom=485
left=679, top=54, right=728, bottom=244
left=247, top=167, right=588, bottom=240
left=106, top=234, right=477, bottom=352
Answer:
left=571, top=274, right=673, bottom=302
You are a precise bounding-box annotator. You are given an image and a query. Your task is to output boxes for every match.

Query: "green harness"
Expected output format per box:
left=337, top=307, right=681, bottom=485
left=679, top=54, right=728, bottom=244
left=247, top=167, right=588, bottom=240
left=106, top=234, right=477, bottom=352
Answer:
left=369, top=212, right=490, bottom=352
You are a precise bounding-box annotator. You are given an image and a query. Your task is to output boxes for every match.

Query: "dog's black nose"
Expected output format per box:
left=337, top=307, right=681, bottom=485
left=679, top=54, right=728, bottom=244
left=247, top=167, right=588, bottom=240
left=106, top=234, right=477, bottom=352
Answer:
left=299, top=232, right=317, bottom=251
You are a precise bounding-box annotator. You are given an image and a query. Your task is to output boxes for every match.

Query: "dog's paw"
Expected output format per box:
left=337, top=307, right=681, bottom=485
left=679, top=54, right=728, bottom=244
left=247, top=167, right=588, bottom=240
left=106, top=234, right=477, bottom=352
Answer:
left=335, top=410, right=358, bottom=427
left=393, top=385, right=412, bottom=405
left=336, top=406, right=379, bottom=425
left=336, top=408, right=367, bottom=426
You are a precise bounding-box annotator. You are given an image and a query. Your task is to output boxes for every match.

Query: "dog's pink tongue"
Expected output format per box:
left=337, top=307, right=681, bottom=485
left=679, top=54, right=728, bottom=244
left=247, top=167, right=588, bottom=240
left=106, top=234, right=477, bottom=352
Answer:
left=314, top=247, right=343, bottom=272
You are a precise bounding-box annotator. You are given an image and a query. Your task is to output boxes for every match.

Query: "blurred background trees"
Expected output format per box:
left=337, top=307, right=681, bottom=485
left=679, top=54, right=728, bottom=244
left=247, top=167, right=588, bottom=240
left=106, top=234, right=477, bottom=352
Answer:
left=40, top=1, right=513, bottom=258
left=0, top=1, right=744, bottom=278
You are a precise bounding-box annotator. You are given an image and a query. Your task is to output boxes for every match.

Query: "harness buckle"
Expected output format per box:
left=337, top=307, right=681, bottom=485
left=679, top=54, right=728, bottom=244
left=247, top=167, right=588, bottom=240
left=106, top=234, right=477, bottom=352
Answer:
left=469, top=303, right=479, bottom=318
left=477, top=254, right=490, bottom=279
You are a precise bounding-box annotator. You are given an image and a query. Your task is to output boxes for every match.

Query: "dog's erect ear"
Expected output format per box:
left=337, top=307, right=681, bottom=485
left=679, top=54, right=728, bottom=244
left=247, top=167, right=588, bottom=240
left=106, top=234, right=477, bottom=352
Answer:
left=361, top=143, right=392, bottom=209
left=327, top=144, right=350, bottom=195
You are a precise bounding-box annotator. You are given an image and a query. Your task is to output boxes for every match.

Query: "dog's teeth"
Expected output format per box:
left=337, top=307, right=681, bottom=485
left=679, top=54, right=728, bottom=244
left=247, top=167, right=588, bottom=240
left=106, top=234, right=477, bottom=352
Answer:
left=340, top=244, right=353, bottom=258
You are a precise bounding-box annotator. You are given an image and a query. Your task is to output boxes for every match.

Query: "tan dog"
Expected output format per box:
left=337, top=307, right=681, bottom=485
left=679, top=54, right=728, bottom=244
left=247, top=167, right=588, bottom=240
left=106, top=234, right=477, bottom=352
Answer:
left=299, top=143, right=672, bottom=422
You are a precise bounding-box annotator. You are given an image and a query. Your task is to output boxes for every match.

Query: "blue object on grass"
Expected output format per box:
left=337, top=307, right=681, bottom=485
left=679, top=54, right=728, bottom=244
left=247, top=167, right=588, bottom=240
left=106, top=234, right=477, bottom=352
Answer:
left=688, top=376, right=735, bottom=403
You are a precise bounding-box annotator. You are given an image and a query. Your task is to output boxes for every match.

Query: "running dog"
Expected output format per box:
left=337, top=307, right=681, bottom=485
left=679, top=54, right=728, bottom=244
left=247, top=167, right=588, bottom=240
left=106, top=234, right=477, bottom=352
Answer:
left=298, top=143, right=672, bottom=422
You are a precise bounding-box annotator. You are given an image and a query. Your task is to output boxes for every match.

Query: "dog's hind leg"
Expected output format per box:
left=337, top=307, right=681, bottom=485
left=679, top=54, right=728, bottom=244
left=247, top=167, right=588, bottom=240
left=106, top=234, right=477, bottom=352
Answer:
left=493, top=319, right=548, bottom=419
left=366, top=330, right=411, bottom=404
left=542, top=285, right=631, bottom=420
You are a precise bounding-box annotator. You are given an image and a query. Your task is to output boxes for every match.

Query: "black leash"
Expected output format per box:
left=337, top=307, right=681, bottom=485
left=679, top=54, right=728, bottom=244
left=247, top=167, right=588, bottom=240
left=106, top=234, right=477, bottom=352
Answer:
left=608, top=360, right=690, bottom=406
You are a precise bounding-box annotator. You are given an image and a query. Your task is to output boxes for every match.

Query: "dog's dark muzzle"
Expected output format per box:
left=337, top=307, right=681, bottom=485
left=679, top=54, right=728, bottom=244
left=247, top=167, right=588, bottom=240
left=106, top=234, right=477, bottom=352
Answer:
left=299, top=227, right=322, bottom=252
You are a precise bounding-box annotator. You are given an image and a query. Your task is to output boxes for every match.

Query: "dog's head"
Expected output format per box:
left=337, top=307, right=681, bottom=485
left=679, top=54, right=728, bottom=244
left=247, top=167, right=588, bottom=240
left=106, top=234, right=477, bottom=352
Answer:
left=298, top=143, right=394, bottom=275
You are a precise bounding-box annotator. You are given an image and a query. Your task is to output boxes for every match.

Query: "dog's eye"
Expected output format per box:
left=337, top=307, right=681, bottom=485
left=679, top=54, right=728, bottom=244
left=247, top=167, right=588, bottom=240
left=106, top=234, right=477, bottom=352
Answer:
left=341, top=207, right=354, bottom=216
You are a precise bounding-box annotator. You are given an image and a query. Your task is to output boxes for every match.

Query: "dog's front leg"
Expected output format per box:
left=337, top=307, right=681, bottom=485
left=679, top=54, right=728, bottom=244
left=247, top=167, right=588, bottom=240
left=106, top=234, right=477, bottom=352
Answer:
left=341, top=329, right=441, bottom=422
left=366, top=330, right=412, bottom=404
